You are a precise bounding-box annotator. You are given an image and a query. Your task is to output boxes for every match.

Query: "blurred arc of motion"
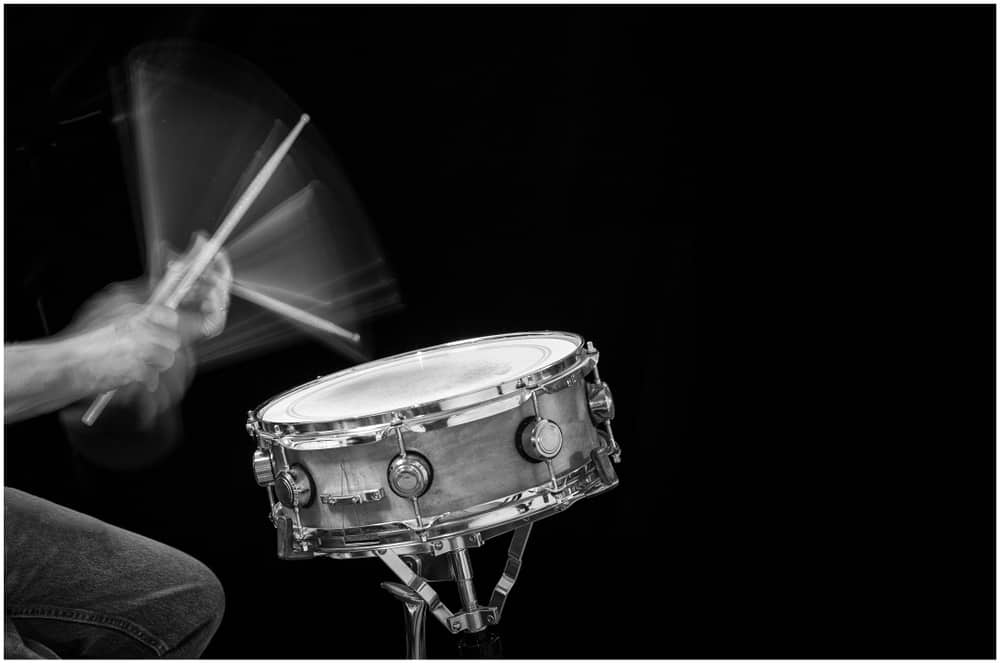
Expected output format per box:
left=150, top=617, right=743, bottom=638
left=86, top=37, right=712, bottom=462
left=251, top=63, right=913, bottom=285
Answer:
left=116, top=39, right=400, bottom=368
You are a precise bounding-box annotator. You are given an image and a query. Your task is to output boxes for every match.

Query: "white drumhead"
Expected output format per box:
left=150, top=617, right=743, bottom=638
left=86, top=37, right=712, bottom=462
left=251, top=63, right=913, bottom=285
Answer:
left=259, top=333, right=581, bottom=424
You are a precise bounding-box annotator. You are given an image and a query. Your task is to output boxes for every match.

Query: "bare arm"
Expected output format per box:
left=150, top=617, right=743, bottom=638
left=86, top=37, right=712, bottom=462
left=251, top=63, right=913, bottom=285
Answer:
left=5, top=338, right=93, bottom=423
left=4, top=307, right=181, bottom=424
left=6, top=235, right=231, bottom=427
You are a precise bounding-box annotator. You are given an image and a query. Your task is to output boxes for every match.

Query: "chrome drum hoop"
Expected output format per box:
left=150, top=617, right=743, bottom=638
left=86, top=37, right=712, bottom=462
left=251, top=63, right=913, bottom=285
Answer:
left=250, top=332, right=596, bottom=450
left=280, top=457, right=618, bottom=558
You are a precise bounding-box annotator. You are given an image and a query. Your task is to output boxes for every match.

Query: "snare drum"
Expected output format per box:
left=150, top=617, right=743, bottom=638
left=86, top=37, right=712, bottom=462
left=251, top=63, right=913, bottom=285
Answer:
left=247, top=331, right=620, bottom=559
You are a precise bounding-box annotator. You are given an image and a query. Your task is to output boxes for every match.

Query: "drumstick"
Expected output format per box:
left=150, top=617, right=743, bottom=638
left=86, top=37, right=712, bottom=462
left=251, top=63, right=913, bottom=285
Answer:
left=82, top=114, right=311, bottom=426
left=230, top=281, right=361, bottom=344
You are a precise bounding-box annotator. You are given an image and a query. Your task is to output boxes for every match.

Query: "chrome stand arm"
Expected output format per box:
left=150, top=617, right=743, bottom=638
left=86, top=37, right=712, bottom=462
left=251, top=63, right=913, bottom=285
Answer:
left=376, top=523, right=533, bottom=655
left=381, top=582, right=428, bottom=659
left=487, top=523, right=532, bottom=622
left=376, top=548, right=456, bottom=630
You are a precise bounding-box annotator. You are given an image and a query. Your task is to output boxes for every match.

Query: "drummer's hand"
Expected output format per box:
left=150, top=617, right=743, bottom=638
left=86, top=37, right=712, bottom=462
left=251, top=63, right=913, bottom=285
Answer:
left=56, top=296, right=191, bottom=464
left=59, top=233, right=231, bottom=428
left=63, top=285, right=195, bottom=428
left=162, top=232, right=233, bottom=343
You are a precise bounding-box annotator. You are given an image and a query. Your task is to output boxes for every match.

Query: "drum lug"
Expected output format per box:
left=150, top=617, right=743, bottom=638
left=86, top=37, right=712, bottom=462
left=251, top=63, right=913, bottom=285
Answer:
left=583, top=345, right=621, bottom=462
left=586, top=381, right=615, bottom=425
left=275, top=465, right=315, bottom=509
left=516, top=381, right=565, bottom=471
left=252, top=449, right=276, bottom=486
left=381, top=414, right=434, bottom=531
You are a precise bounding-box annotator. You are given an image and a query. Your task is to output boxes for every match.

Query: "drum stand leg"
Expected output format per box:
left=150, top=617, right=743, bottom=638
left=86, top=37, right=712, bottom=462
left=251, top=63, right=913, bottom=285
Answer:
left=375, top=524, right=533, bottom=658
left=381, top=582, right=428, bottom=659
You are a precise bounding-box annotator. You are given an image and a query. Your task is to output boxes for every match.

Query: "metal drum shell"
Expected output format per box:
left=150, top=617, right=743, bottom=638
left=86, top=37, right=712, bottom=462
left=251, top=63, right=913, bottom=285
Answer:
left=276, top=373, right=599, bottom=532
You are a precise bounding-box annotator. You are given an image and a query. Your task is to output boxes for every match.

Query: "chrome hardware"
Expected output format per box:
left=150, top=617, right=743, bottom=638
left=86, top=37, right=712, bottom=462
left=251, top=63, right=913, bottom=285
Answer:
left=518, top=417, right=563, bottom=462
left=275, top=465, right=314, bottom=509
left=584, top=341, right=621, bottom=462
left=320, top=488, right=385, bottom=506
left=252, top=332, right=594, bottom=450
left=591, top=447, right=617, bottom=486
left=393, top=415, right=407, bottom=455
left=488, top=523, right=532, bottom=622
left=273, top=446, right=307, bottom=529
left=544, top=459, right=565, bottom=494
left=382, top=582, right=428, bottom=659
left=586, top=381, right=615, bottom=425
left=377, top=548, right=456, bottom=629
left=382, top=416, right=431, bottom=530
left=411, top=499, right=428, bottom=536
left=377, top=541, right=504, bottom=638
left=377, top=529, right=530, bottom=647
left=309, top=460, right=612, bottom=559
left=434, top=532, right=484, bottom=556
left=388, top=453, right=433, bottom=499
left=275, top=515, right=314, bottom=560
left=449, top=546, right=488, bottom=633
left=252, top=449, right=275, bottom=486
left=447, top=607, right=496, bottom=635
left=599, top=423, right=622, bottom=463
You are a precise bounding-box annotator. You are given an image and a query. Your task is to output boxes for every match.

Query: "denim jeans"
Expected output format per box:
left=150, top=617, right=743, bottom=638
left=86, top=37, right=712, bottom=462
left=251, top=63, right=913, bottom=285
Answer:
left=4, top=488, right=225, bottom=658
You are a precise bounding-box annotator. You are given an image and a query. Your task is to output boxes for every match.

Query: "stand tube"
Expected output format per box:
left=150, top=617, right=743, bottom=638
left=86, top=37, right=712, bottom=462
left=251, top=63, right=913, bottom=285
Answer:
left=381, top=582, right=428, bottom=659
left=449, top=548, right=487, bottom=633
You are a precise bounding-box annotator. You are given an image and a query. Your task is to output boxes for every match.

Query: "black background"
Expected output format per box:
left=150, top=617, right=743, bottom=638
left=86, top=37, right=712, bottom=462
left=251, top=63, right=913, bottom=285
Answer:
left=4, top=4, right=994, bottom=660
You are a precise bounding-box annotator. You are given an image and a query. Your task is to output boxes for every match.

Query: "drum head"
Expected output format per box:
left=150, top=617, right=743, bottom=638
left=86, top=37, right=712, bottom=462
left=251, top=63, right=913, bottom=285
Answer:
left=256, top=331, right=583, bottom=428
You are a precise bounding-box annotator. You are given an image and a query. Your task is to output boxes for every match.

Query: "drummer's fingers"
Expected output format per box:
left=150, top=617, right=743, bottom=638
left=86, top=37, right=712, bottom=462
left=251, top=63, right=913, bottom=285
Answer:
left=204, top=255, right=232, bottom=309
left=203, top=275, right=229, bottom=312
left=200, top=302, right=227, bottom=338
left=173, top=263, right=230, bottom=320
left=185, top=271, right=229, bottom=319
left=208, top=248, right=232, bottom=284
left=191, top=263, right=230, bottom=339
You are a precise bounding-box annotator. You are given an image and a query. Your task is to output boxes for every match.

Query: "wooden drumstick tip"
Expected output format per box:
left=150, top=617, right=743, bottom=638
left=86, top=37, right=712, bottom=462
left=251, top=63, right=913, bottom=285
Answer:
left=82, top=391, right=115, bottom=426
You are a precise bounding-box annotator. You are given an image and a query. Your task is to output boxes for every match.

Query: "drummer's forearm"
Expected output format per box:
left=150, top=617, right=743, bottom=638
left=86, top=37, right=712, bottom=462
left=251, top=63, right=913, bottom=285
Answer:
left=4, top=340, right=96, bottom=423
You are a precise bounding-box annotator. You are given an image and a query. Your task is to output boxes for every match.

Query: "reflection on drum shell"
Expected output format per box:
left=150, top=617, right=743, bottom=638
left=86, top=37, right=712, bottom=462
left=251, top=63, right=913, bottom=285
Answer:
left=280, top=375, right=598, bottom=531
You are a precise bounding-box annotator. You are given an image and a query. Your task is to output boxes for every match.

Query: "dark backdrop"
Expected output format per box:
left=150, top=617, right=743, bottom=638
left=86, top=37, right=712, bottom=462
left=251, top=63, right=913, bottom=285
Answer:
left=4, top=5, right=994, bottom=660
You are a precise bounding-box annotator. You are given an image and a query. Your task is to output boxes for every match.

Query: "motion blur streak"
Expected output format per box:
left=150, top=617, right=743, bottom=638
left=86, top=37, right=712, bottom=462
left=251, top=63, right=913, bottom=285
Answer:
left=120, top=40, right=399, bottom=369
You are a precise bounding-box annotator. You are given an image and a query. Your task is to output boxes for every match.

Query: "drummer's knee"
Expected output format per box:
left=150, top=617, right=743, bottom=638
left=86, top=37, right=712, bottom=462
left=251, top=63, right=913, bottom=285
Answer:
left=158, top=553, right=225, bottom=657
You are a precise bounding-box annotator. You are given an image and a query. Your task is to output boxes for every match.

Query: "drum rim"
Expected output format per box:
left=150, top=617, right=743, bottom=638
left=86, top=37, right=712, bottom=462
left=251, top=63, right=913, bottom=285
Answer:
left=250, top=330, right=589, bottom=442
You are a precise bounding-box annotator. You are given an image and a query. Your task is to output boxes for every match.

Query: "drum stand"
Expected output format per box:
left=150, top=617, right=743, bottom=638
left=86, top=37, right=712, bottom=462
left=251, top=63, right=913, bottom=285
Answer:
left=377, top=523, right=533, bottom=659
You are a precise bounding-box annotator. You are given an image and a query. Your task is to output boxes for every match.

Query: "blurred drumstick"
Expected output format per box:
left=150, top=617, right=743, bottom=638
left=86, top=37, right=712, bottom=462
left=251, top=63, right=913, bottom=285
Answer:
left=230, top=281, right=361, bottom=344
left=82, top=113, right=311, bottom=426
